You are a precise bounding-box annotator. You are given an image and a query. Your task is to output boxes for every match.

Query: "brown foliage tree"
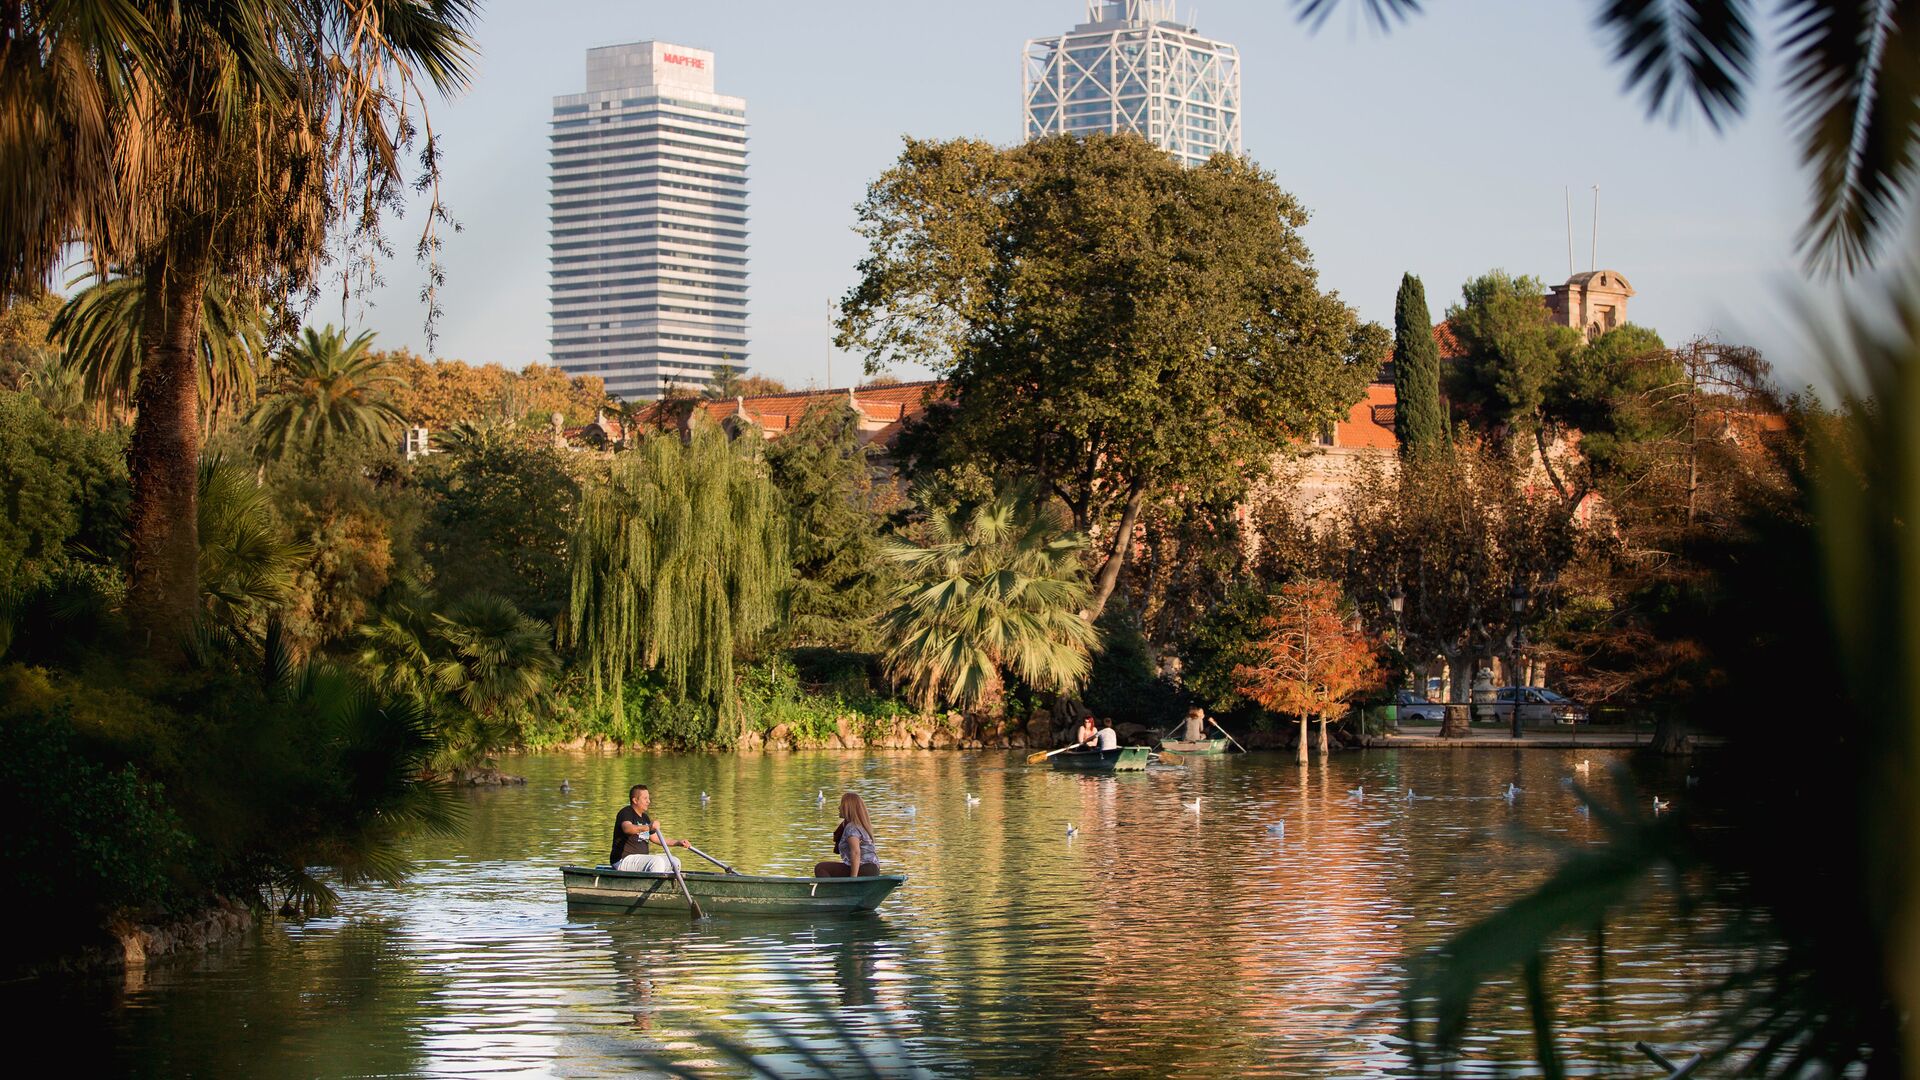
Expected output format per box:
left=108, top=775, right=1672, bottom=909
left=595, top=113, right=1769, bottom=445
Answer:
left=1234, top=579, right=1383, bottom=761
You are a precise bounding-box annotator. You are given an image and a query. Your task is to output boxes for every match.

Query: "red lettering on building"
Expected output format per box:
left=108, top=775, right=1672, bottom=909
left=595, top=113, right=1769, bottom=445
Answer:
left=662, top=53, right=706, bottom=70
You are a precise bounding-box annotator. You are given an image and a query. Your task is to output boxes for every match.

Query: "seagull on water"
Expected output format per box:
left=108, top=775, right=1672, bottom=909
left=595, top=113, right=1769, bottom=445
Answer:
left=1266, top=822, right=1286, bottom=836
left=1182, top=797, right=1202, bottom=813
left=903, top=805, right=917, bottom=817
left=816, top=789, right=827, bottom=807
left=1653, top=796, right=1671, bottom=814
left=1348, top=784, right=1365, bottom=800
left=1503, top=783, right=1521, bottom=804
left=1574, top=759, right=1591, bottom=774
left=700, top=791, right=710, bottom=805
left=965, top=793, right=981, bottom=806
left=1066, top=823, right=1078, bottom=838
left=1405, top=788, right=1416, bottom=802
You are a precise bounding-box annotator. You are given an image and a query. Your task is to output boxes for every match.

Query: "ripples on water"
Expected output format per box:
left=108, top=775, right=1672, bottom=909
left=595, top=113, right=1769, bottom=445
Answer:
left=26, top=749, right=1723, bottom=1077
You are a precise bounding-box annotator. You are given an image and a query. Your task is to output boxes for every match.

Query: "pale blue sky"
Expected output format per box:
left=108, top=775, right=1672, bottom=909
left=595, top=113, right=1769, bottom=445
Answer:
left=347, top=1, right=1835, bottom=388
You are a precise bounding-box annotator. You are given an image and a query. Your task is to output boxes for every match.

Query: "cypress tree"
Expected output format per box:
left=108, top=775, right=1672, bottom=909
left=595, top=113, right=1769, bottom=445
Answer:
left=566, top=420, right=785, bottom=741
left=1393, top=273, right=1448, bottom=458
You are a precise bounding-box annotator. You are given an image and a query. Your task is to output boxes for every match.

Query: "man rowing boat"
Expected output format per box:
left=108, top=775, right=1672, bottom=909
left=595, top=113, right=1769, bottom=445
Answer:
left=610, top=784, right=693, bottom=873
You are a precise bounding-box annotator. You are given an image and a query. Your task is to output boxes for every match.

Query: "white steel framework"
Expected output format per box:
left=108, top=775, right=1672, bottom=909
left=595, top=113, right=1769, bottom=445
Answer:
left=1024, top=1, right=1241, bottom=167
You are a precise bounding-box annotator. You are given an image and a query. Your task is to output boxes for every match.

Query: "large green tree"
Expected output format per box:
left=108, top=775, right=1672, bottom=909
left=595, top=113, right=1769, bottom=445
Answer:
left=416, top=423, right=579, bottom=624
left=764, top=400, right=892, bottom=648
left=1, top=2, right=477, bottom=653
left=839, top=133, right=1386, bottom=620
left=1391, top=273, right=1447, bottom=459
left=1444, top=271, right=1583, bottom=442
left=566, top=421, right=785, bottom=741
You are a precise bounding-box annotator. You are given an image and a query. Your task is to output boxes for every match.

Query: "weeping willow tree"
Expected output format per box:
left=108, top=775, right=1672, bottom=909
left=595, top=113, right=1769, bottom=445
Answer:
left=566, top=422, right=786, bottom=742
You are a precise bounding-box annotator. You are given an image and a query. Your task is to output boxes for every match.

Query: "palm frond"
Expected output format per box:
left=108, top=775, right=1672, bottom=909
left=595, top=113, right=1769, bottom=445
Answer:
left=1594, top=0, right=1757, bottom=129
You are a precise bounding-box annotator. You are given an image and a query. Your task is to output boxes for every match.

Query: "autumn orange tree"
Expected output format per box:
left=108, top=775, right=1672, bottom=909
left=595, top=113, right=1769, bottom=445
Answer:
left=1234, top=579, right=1382, bottom=762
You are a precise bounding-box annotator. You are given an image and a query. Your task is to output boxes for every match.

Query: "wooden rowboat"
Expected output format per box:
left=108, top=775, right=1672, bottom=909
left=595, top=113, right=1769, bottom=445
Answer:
left=562, top=865, right=905, bottom=917
left=1050, top=746, right=1152, bottom=772
left=1159, top=737, right=1232, bottom=755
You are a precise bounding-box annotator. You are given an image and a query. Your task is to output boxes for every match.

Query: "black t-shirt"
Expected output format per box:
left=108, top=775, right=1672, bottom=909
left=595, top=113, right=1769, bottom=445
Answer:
left=610, top=807, right=654, bottom=864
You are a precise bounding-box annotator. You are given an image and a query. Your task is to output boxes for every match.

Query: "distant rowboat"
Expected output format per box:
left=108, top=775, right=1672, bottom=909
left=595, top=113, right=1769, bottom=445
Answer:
left=561, top=866, right=905, bottom=916
left=1159, top=737, right=1232, bottom=755
left=1050, top=746, right=1152, bottom=772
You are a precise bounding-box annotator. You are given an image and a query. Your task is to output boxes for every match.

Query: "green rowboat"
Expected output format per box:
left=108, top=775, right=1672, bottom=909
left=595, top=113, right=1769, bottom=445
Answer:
left=1050, top=746, right=1152, bottom=772
left=562, top=866, right=905, bottom=917
left=1159, top=737, right=1232, bottom=755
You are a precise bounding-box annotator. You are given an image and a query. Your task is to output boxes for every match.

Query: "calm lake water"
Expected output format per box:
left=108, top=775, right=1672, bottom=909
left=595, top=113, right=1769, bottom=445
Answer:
left=25, top=748, right=1719, bottom=1077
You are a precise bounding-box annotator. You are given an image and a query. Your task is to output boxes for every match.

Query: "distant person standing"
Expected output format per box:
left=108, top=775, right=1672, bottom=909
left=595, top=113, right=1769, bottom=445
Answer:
left=815, top=792, right=881, bottom=878
left=609, top=784, right=691, bottom=873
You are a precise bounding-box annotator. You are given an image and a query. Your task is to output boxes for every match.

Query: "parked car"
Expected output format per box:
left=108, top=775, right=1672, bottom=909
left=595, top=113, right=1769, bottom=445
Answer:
left=1475, top=686, right=1588, bottom=725
left=1392, top=689, right=1448, bottom=724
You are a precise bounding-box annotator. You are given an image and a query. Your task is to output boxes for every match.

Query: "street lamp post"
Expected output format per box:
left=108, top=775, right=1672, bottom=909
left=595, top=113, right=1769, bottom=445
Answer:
left=1508, top=583, right=1530, bottom=739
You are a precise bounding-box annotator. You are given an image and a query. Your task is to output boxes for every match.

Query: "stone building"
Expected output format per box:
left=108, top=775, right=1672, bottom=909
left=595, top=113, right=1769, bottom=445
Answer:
left=1546, top=269, right=1635, bottom=339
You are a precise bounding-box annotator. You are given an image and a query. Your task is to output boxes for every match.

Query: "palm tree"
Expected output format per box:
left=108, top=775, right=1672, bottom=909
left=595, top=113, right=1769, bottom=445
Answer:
left=1298, top=0, right=1919, bottom=273
left=358, top=591, right=559, bottom=763
left=1, top=2, right=478, bottom=653
left=49, top=273, right=267, bottom=431
left=248, top=326, right=406, bottom=461
left=878, top=487, right=1102, bottom=713
left=197, top=457, right=305, bottom=649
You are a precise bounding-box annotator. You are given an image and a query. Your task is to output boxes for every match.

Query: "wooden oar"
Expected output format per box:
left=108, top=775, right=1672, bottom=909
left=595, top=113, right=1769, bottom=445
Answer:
left=684, top=842, right=741, bottom=875
left=1026, top=743, right=1086, bottom=765
left=652, top=830, right=705, bottom=920
left=1152, top=750, right=1184, bottom=765
left=1208, top=717, right=1249, bottom=754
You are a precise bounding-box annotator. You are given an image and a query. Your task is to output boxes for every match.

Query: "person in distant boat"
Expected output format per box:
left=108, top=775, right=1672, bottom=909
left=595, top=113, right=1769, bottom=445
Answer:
left=1095, top=718, right=1120, bottom=752
left=1073, top=715, right=1099, bottom=749
left=815, top=792, right=881, bottom=878
left=1182, top=706, right=1207, bottom=743
left=610, top=784, right=691, bottom=873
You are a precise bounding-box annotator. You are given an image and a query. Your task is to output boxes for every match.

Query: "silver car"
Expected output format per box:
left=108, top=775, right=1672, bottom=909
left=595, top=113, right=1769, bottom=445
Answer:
left=1477, top=686, right=1588, bottom=724
left=1393, top=689, right=1448, bottom=723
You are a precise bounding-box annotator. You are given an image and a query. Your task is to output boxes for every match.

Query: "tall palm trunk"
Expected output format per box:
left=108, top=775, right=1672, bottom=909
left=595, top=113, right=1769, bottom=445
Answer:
left=127, top=229, right=212, bottom=654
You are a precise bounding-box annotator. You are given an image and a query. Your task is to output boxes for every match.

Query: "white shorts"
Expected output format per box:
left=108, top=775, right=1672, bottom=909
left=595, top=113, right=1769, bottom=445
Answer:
left=614, top=853, right=683, bottom=873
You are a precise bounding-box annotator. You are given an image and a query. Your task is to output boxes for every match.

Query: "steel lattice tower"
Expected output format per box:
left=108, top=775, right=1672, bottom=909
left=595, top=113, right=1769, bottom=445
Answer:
left=1024, top=1, right=1242, bottom=166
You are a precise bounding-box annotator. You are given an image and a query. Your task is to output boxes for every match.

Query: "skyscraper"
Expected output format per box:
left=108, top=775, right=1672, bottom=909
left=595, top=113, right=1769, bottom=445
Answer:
left=550, top=41, right=749, bottom=401
left=1023, top=1, right=1241, bottom=166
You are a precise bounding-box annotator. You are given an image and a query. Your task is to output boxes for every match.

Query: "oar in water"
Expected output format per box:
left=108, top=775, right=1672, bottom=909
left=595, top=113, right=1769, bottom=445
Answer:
left=1208, top=717, right=1249, bottom=754
left=684, top=842, right=741, bottom=875
left=652, top=829, right=706, bottom=921
left=1153, top=750, right=1185, bottom=765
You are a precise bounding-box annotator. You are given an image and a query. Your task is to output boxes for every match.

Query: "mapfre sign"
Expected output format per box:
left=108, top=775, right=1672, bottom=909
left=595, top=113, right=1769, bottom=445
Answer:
left=661, top=52, right=706, bottom=70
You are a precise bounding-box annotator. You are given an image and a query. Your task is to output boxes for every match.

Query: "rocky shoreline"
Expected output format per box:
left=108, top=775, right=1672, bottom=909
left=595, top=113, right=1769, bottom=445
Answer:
left=21, top=897, right=256, bottom=979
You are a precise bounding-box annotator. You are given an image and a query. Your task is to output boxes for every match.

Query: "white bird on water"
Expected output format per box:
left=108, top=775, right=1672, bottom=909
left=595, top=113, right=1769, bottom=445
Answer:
left=1503, top=783, right=1522, bottom=803
left=965, top=793, right=981, bottom=806
left=1405, top=788, right=1416, bottom=802
left=1183, top=797, right=1202, bottom=813
left=1066, top=823, right=1078, bottom=838
left=1266, top=822, right=1286, bottom=836
left=700, top=791, right=710, bottom=805
left=816, top=789, right=827, bottom=807
left=1653, top=796, right=1671, bottom=814
left=903, top=805, right=917, bottom=817
left=1574, top=759, right=1591, bottom=774
left=1348, top=784, right=1365, bottom=800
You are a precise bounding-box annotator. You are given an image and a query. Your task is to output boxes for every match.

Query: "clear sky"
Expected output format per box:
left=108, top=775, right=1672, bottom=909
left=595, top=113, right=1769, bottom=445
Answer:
left=345, top=0, right=1836, bottom=389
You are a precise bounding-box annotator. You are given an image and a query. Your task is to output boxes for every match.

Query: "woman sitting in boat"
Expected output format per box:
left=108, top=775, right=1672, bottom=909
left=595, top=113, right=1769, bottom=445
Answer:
left=815, top=792, right=881, bottom=878
left=610, top=784, right=692, bottom=873
left=1072, top=715, right=1098, bottom=748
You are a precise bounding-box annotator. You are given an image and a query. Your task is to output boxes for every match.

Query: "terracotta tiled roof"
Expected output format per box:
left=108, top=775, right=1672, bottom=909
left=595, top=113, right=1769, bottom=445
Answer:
left=1334, top=381, right=1399, bottom=450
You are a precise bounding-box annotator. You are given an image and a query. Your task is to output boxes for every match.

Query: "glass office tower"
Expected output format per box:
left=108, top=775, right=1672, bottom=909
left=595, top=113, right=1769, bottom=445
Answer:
left=1023, top=1, right=1242, bottom=167
left=550, top=41, right=749, bottom=400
